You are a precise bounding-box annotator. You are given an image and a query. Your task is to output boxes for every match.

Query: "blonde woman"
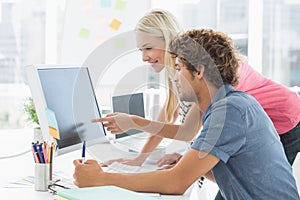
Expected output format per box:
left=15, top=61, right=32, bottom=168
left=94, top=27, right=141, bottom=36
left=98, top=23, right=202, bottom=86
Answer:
left=102, top=9, right=202, bottom=167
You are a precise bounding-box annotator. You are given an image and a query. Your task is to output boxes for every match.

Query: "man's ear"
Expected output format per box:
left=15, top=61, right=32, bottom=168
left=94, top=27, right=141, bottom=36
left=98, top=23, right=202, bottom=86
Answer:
left=196, top=65, right=205, bottom=79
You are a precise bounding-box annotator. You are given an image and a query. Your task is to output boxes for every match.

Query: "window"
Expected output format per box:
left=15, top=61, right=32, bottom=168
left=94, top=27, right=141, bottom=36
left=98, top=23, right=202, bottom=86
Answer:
left=1, top=0, right=300, bottom=129
left=151, top=0, right=300, bottom=87
left=0, top=0, right=46, bottom=128
left=262, top=0, right=300, bottom=86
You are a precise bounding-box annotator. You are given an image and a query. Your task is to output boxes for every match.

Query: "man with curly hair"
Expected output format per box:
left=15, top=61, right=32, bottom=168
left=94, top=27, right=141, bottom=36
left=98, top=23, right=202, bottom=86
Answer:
left=73, top=29, right=299, bottom=199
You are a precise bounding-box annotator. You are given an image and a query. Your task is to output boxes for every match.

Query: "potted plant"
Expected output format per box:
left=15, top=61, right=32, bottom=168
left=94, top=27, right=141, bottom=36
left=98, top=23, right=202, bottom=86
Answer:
left=24, top=97, right=43, bottom=141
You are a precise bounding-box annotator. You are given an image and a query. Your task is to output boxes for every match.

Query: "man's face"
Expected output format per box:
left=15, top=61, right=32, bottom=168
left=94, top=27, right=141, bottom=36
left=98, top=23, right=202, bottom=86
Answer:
left=136, top=31, right=166, bottom=73
left=174, top=58, right=197, bottom=102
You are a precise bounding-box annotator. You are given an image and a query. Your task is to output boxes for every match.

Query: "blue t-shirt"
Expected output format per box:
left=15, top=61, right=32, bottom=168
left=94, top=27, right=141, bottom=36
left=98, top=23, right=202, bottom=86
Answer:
left=191, top=84, right=299, bottom=199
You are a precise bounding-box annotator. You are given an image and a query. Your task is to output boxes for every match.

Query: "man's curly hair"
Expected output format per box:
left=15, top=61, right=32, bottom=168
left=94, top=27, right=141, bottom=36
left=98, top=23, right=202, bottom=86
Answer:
left=169, top=29, right=240, bottom=88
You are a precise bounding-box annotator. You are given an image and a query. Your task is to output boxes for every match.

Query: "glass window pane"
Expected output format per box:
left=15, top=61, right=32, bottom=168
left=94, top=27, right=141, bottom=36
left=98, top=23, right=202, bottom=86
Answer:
left=0, top=0, right=46, bottom=129
left=262, top=0, right=300, bottom=86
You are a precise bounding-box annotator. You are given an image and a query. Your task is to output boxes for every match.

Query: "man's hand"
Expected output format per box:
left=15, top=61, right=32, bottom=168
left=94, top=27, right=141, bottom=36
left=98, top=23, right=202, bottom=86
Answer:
left=73, top=159, right=105, bottom=187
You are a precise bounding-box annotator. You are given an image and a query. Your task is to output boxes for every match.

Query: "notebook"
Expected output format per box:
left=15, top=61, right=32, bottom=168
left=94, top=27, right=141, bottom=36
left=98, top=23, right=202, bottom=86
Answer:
left=54, top=186, right=157, bottom=200
left=110, top=92, right=150, bottom=152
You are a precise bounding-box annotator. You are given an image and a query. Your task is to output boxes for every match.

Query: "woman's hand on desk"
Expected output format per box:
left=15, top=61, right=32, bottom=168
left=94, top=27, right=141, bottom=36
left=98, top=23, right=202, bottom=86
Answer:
left=73, top=159, right=105, bottom=188
left=156, top=153, right=182, bottom=169
left=100, top=158, right=125, bottom=167
left=100, top=157, right=144, bottom=167
left=99, top=153, right=184, bottom=169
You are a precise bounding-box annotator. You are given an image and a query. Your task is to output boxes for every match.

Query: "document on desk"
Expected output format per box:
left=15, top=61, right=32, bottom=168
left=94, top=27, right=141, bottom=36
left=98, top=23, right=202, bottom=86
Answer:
left=2, top=176, right=34, bottom=188
left=54, top=185, right=157, bottom=200
left=3, top=170, right=76, bottom=189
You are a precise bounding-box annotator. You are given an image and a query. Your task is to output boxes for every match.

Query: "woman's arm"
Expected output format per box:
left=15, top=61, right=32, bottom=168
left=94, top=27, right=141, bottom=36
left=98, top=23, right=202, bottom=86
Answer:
left=99, top=101, right=178, bottom=166
left=204, top=170, right=216, bottom=183
left=132, top=100, right=182, bottom=164
left=94, top=103, right=202, bottom=141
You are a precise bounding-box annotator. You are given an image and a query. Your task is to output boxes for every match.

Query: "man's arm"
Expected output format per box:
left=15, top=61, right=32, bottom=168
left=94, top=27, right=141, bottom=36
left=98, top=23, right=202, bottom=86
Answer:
left=73, top=149, right=220, bottom=194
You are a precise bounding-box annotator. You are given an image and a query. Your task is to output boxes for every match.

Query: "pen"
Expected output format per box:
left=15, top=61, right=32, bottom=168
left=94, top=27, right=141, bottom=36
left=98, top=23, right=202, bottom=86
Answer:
left=37, top=143, right=45, bottom=163
left=82, top=140, right=86, bottom=164
left=31, top=143, right=40, bottom=163
left=33, top=143, right=42, bottom=163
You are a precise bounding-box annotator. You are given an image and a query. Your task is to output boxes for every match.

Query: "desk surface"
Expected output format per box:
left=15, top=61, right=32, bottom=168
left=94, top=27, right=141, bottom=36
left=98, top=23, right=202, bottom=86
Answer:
left=2, top=129, right=298, bottom=200
left=0, top=129, right=195, bottom=200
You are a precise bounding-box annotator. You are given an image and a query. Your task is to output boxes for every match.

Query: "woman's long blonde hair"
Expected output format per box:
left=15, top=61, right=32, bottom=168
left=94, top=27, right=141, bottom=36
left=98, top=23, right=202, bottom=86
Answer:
left=135, top=9, right=183, bottom=122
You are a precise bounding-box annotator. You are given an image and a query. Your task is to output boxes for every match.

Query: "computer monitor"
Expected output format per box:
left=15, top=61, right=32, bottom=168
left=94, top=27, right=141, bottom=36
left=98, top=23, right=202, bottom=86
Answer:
left=110, top=92, right=150, bottom=152
left=112, top=92, right=145, bottom=139
left=26, top=65, right=107, bottom=155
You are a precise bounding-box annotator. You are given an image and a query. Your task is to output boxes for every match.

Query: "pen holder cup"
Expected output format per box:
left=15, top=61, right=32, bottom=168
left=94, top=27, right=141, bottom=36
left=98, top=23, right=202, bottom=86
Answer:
left=34, top=163, right=52, bottom=191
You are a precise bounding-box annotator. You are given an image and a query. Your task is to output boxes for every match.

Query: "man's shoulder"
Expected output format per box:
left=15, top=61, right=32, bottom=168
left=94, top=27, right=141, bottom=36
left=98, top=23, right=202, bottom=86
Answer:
left=211, top=90, right=260, bottom=116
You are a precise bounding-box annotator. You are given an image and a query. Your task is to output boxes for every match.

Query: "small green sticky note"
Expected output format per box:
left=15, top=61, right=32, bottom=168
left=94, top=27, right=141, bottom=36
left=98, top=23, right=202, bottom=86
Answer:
left=78, top=28, right=91, bottom=39
left=114, top=0, right=126, bottom=10
left=115, top=38, right=126, bottom=48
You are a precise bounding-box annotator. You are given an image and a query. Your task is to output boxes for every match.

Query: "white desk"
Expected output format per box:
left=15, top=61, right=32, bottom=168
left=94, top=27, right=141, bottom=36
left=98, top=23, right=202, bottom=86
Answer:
left=0, top=129, right=193, bottom=200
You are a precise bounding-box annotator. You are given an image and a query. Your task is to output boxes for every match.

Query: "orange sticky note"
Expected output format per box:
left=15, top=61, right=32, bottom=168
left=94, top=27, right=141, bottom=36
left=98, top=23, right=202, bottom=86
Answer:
left=109, top=19, right=122, bottom=30
left=49, top=126, right=60, bottom=140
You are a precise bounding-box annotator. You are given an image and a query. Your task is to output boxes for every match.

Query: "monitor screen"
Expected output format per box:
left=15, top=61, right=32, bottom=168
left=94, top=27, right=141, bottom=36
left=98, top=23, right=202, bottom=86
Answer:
left=26, top=65, right=107, bottom=155
left=112, top=93, right=145, bottom=139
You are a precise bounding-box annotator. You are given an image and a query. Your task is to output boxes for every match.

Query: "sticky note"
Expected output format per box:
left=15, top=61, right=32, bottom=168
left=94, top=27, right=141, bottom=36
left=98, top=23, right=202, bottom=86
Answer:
left=114, top=38, right=126, bottom=48
left=45, top=108, right=60, bottom=139
left=83, top=0, right=93, bottom=11
left=97, top=16, right=106, bottom=24
left=114, top=0, right=126, bottom=10
left=109, top=19, right=122, bottom=30
left=100, top=0, right=111, bottom=7
left=49, top=126, right=60, bottom=140
left=78, top=28, right=91, bottom=39
left=95, top=35, right=105, bottom=45
left=45, top=108, right=58, bottom=129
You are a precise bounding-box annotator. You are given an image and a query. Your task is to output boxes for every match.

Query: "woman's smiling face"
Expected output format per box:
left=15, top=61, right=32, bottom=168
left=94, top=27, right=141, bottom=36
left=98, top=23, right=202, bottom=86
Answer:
left=136, top=31, right=166, bottom=73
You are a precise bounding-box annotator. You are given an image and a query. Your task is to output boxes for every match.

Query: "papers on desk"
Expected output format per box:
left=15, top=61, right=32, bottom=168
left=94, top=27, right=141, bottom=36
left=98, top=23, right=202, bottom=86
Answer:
left=54, top=186, right=157, bottom=200
left=2, top=170, right=75, bottom=189
left=3, top=176, right=34, bottom=188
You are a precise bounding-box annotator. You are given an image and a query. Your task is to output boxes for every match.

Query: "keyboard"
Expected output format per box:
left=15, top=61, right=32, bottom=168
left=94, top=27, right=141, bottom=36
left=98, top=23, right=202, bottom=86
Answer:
left=106, top=162, right=141, bottom=173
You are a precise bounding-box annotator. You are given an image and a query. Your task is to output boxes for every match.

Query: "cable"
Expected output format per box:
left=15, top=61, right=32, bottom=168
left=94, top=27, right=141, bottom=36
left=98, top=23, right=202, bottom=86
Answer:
left=0, top=149, right=31, bottom=159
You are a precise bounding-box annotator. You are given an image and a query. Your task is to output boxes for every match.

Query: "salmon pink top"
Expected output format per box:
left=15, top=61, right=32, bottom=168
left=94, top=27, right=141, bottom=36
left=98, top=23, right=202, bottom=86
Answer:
left=235, top=63, right=300, bottom=134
